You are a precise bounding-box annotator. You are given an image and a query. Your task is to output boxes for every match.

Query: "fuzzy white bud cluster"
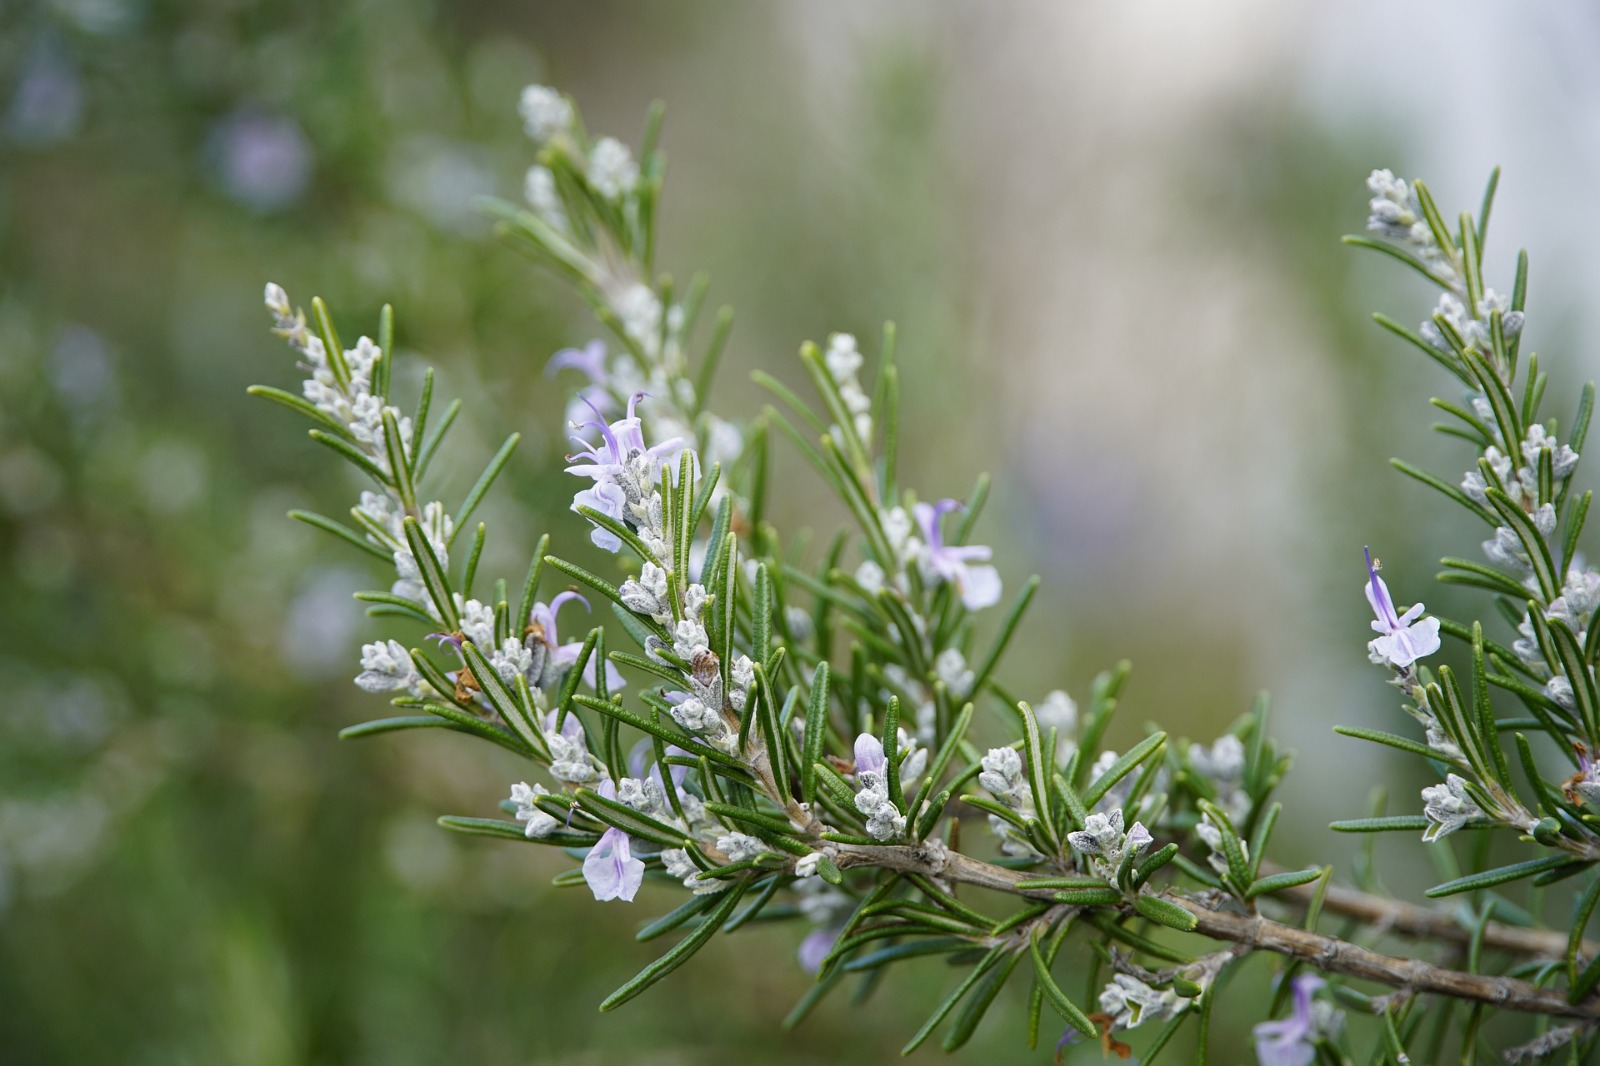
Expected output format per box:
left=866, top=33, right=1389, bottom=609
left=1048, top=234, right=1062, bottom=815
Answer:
left=587, top=137, right=638, bottom=201
left=355, top=639, right=424, bottom=696
left=1035, top=689, right=1078, bottom=761
left=519, top=85, right=573, bottom=142
left=979, top=747, right=1041, bottom=858
left=852, top=735, right=906, bottom=841
left=546, top=726, right=601, bottom=785
left=1068, top=808, right=1153, bottom=883
left=716, top=832, right=768, bottom=863
left=1365, top=168, right=1457, bottom=284
left=823, top=332, right=873, bottom=443
left=1188, top=735, right=1248, bottom=823
left=509, top=782, right=559, bottom=839
left=661, top=847, right=725, bottom=895
left=1099, top=973, right=1182, bottom=1030
left=523, top=165, right=567, bottom=231
left=1195, top=812, right=1243, bottom=877
left=1421, top=774, right=1483, bottom=842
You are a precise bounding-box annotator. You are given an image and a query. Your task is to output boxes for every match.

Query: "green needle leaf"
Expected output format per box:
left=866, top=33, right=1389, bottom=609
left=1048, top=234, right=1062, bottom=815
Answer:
left=600, top=879, right=750, bottom=1011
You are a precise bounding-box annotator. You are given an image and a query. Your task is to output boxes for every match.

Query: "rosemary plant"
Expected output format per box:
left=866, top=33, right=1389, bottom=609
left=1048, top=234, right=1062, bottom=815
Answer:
left=249, top=87, right=1600, bottom=1063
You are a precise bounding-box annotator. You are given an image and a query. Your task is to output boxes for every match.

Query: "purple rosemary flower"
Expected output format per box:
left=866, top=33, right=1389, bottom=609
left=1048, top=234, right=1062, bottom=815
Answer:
left=582, top=779, right=644, bottom=902
left=566, top=392, right=684, bottom=482
left=529, top=591, right=626, bottom=690
left=565, top=392, right=685, bottom=551
left=1253, top=974, right=1330, bottom=1066
left=1364, top=547, right=1440, bottom=668
left=912, top=499, right=1002, bottom=610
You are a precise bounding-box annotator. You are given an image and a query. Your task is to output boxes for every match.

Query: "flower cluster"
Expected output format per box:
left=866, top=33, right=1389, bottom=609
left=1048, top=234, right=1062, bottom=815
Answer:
left=852, top=735, right=906, bottom=841
left=1464, top=422, right=1573, bottom=552
left=1420, top=289, right=1524, bottom=354
left=978, top=746, right=1039, bottom=857
left=355, top=638, right=425, bottom=697
left=518, top=84, right=573, bottom=143
left=1069, top=808, right=1153, bottom=883
left=1365, top=168, right=1457, bottom=283
left=566, top=392, right=685, bottom=554
left=508, top=781, right=559, bottom=839
left=1034, top=689, right=1078, bottom=761
left=639, top=581, right=752, bottom=756
left=1513, top=565, right=1600, bottom=699
left=265, top=283, right=414, bottom=472
left=1420, top=773, right=1483, bottom=842
left=823, top=333, right=873, bottom=443
left=1194, top=811, right=1242, bottom=876
left=1097, top=973, right=1182, bottom=1030
left=1187, top=734, right=1247, bottom=823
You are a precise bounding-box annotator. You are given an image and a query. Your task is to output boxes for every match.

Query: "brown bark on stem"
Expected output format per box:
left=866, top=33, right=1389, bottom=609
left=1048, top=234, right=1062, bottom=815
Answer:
left=831, top=842, right=1600, bottom=1020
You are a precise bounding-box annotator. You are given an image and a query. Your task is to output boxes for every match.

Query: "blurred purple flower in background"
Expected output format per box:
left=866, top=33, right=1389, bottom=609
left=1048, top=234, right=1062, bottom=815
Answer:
left=207, top=108, right=312, bottom=212
left=6, top=35, right=82, bottom=146
left=797, top=927, right=837, bottom=973
left=1253, top=974, right=1330, bottom=1066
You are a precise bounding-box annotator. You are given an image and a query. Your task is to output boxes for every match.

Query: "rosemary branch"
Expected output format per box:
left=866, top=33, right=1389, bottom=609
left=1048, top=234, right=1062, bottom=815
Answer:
left=833, top=842, right=1600, bottom=1020
left=1266, top=864, right=1600, bottom=962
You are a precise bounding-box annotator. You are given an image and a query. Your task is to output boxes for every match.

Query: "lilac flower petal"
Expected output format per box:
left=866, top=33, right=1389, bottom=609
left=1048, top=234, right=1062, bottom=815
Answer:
left=547, top=339, right=608, bottom=381
left=583, top=826, right=644, bottom=902
left=797, top=927, right=838, bottom=973
left=627, top=738, right=653, bottom=779
left=529, top=590, right=593, bottom=651
left=912, top=501, right=942, bottom=552
left=1290, top=974, right=1324, bottom=1016
left=573, top=481, right=628, bottom=551
left=1253, top=1018, right=1315, bottom=1066
left=958, top=564, right=1003, bottom=610
left=1364, top=546, right=1401, bottom=630
left=914, top=498, right=1001, bottom=610
left=547, top=590, right=590, bottom=628
left=1363, top=547, right=1439, bottom=667
left=1252, top=973, right=1324, bottom=1066
left=664, top=744, right=691, bottom=786
left=582, top=654, right=627, bottom=692
left=854, top=733, right=886, bottom=774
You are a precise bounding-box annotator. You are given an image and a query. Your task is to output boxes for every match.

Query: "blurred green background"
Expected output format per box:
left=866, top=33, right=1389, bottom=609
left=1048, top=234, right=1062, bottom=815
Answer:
left=4, top=1, right=1599, bottom=1062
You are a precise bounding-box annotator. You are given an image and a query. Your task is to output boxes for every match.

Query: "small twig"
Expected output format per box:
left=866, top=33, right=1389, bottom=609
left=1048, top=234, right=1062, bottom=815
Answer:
left=1260, top=862, right=1600, bottom=961
left=1176, top=896, right=1600, bottom=1021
